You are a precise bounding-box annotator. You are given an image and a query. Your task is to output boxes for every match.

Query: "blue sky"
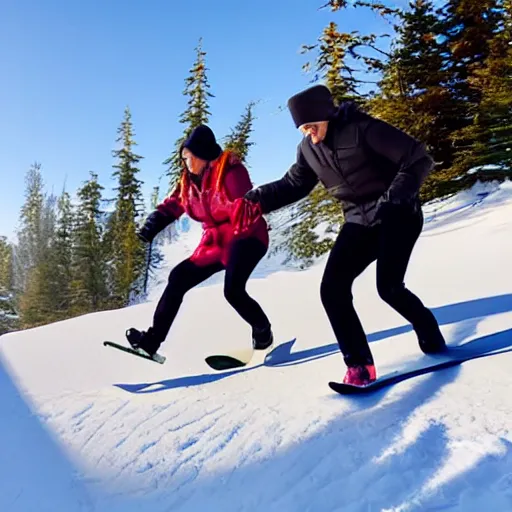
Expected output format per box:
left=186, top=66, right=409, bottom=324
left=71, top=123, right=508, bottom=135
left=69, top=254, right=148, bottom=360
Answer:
left=0, top=0, right=402, bottom=241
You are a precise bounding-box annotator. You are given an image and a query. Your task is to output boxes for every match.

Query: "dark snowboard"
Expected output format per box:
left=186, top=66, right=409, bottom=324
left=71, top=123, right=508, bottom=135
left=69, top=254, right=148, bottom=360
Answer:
left=329, top=347, right=510, bottom=395
left=205, top=354, right=248, bottom=371
left=205, top=338, right=297, bottom=371
left=103, top=341, right=166, bottom=364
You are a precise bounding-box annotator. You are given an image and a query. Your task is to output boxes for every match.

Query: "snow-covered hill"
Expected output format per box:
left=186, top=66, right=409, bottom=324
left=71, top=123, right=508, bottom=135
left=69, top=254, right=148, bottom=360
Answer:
left=1, top=180, right=511, bottom=512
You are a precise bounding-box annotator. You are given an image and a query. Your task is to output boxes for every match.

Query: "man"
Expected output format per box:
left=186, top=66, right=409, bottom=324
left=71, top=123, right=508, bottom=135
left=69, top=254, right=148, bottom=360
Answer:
left=237, top=84, right=446, bottom=386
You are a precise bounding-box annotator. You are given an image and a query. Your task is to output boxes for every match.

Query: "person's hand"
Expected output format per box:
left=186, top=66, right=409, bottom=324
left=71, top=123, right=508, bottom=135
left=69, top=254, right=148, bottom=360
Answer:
left=137, top=229, right=153, bottom=244
left=244, top=189, right=260, bottom=204
left=375, top=192, right=419, bottom=222
left=232, top=197, right=263, bottom=237
left=137, top=210, right=170, bottom=244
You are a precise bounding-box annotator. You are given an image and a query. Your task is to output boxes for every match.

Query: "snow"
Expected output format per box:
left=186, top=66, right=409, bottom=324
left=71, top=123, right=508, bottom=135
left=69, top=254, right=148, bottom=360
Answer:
left=1, top=180, right=511, bottom=512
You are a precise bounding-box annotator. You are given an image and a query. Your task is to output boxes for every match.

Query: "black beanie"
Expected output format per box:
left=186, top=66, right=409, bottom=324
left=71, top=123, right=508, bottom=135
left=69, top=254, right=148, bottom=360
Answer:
left=182, top=125, right=222, bottom=161
left=287, top=85, right=336, bottom=128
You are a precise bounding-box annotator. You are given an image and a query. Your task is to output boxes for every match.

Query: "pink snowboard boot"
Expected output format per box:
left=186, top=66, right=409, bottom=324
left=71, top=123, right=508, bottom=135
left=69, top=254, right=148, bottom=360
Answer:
left=343, top=364, right=377, bottom=386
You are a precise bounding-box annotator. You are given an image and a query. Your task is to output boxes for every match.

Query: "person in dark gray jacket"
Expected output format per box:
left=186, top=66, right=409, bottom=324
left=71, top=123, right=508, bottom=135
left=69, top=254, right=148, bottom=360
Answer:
left=239, top=84, right=446, bottom=386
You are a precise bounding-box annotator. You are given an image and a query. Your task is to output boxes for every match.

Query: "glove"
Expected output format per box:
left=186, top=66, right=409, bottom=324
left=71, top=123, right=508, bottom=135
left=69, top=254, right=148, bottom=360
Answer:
left=244, top=189, right=261, bottom=204
left=232, top=197, right=263, bottom=237
left=375, top=191, right=419, bottom=222
left=137, top=230, right=152, bottom=244
left=138, top=210, right=173, bottom=244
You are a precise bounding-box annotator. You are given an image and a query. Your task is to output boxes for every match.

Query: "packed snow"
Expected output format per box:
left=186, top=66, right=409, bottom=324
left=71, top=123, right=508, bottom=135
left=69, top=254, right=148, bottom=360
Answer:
left=1, top=180, right=511, bottom=512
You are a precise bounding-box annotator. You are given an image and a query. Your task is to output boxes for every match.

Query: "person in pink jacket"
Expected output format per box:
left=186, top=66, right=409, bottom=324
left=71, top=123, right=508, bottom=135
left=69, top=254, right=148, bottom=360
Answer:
left=127, top=125, right=272, bottom=357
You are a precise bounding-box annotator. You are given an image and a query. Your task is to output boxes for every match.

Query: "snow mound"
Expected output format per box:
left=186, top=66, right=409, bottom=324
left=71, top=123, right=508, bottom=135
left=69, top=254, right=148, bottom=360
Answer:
left=1, top=180, right=511, bottom=512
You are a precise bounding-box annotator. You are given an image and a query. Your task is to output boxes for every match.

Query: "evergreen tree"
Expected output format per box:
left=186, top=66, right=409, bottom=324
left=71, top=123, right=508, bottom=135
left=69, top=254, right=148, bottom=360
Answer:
left=0, top=237, right=18, bottom=334
left=18, top=193, right=60, bottom=328
left=164, top=38, right=214, bottom=190
left=72, top=171, right=108, bottom=312
left=436, top=0, right=506, bottom=188
left=14, top=162, right=45, bottom=292
left=278, top=0, right=403, bottom=266
left=449, top=0, right=512, bottom=181
left=52, top=189, right=75, bottom=317
left=315, top=1, right=401, bottom=97
left=106, top=106, right=146, bottom=306
left=302, top=22, right=368, bottom=102
left=12, top=163, right=63, bottom=327
left=441, top=0, right=502, bottom=106
left=224, top=101, right=256, bottom=164
left=143, top=185, right=164, bottom=293
left=368, top=0, right=461, bottom=201
left=279, top=20, right=371, bottom=265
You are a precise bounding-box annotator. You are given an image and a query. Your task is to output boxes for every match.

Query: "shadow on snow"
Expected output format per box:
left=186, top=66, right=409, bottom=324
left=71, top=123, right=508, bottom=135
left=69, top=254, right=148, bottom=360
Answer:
left=0, top=357, right=93, bottom=511
left=112, top=361, right=511, bottom=511
left=113, top=293, right=512, bottom=395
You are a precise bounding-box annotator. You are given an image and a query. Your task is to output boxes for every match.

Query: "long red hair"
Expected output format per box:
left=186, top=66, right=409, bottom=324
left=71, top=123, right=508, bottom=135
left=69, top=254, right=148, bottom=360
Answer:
left=178, top=150, right=233, bottom=204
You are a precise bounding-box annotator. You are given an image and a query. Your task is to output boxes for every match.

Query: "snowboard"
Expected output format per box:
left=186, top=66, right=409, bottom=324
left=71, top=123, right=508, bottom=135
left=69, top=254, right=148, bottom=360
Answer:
left=103, top=341, right=166, bottom=364
left=205, top=338, right=296, bottom=371
left=329, top=346, right=510, bottom=395
left=205, top=354, right=248, bottom=371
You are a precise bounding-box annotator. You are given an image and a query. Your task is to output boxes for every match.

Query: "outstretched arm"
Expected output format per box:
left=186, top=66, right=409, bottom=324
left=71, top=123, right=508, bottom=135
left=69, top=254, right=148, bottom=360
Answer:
left=245, top=145, right=319, bottom=213
left=363, top=118, right=434, bottom=205
left=139, top=186, right=185, bottom=243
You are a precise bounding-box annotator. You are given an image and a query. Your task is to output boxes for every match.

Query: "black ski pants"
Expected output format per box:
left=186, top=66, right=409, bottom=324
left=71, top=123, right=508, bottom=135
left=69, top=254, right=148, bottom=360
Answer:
left=320, top=206, right=433, bottom=367
left=152, top=237, right=270, bottom=343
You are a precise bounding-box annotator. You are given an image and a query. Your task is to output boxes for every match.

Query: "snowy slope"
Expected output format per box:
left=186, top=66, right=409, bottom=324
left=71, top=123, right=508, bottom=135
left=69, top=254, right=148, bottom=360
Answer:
left=1, top=180, right=511, bottom=512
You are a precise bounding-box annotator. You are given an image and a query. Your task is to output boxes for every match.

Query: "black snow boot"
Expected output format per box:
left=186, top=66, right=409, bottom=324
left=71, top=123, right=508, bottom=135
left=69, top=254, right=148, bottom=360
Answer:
left=414, top=310, right=446, bottom=355
left=252, top=324, right=274, bottom=350
left=126, top=327, right=161, bottom=357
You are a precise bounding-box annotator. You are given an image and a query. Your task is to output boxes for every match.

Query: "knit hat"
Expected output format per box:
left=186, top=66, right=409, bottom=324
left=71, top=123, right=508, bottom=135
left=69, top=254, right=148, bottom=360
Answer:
left=287, top=85, right=336, bottom=128
left=183, top=125, right=222, bottom=161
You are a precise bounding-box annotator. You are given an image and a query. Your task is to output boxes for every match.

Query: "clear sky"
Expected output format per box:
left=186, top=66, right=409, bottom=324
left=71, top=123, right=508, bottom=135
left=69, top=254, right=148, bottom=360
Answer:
left=1, top=0, right=401, bottom=241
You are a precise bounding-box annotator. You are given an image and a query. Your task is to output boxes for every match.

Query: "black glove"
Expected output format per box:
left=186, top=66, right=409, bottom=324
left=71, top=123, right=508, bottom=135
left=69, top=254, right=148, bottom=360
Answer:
left=138, top=210, right=174, bottom=244
left=244, top=189, right=261, bottom=204
left=137, top=229, right=153, bottom=244
left=375, top=192, right=420, bottom=222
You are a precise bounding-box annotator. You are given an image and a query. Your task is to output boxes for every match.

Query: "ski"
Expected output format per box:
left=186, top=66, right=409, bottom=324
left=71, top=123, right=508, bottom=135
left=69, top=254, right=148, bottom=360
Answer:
left=329, top=347, right=510, bottom=395
left=103, top=341, right=166, bottom=364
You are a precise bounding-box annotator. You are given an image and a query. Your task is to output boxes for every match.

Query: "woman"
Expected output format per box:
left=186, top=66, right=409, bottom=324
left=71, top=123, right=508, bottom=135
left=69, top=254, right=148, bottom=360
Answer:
left=127, top=124, right=273, bottom=357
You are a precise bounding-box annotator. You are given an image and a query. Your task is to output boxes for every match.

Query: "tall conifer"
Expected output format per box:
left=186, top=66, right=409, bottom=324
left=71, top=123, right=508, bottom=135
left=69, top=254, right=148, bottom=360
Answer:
left=164, top=38, right=214, bottom=190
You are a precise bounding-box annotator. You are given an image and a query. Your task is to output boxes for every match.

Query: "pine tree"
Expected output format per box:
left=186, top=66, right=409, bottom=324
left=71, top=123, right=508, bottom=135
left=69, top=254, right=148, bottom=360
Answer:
left=277, top=0, right=403, bottom=266
left=441, top=0, right=502, bottom=105
left=314, top=1, right=401, bottom=98
left=13, top=163, right=63, bottom=327
left=436, top=0, right=506, bottom=188
left=164, top=38, right=214, bottom=190
left=142, top=185, right=164, bottom=293
left=72, top=171, right=108, bottom=312
left=51, top=189, right=75, bottom=317
left=279, top=19, right=373, bottom=265
left=302, top=22, right=368, bottom=103
left=0, top=237, right=18, bottom=334
left=18, top=193, right=60, bottom=328
left=224, top=101, right=256, bottom=164
left=368, top=0, right=461, bottom=201
left=14, top=162, right=45, bottom=292
left=106, top=106, right=146, bottom=306
left=449, top=0, right=512, bottom=182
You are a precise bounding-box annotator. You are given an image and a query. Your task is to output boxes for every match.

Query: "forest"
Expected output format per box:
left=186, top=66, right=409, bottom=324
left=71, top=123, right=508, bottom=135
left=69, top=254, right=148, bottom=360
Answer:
left=1, top=0, right=510, bottom=334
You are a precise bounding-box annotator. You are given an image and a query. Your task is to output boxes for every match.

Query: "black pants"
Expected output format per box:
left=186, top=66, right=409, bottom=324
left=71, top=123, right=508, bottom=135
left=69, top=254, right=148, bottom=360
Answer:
left=320, top=207, right=435, bottom=366
left=152, top=237, right=270, bottom=343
